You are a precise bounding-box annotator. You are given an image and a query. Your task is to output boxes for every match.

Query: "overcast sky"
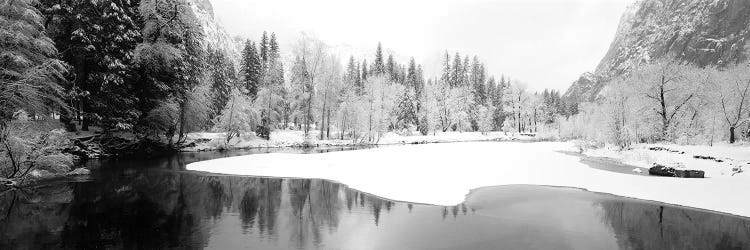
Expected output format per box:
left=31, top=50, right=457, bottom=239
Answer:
left=211, top=0, right=635, bottom=91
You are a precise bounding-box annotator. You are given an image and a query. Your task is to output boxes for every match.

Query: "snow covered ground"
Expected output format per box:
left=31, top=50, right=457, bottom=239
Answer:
left=585, top=143, right=747, bottom=178
left=182, top=130, right=529, bottom=151
left=187, top=141, right=750, bottom=218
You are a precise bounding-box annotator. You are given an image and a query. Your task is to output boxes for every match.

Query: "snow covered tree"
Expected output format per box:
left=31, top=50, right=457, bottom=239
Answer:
left=290, top=34, right=327, bottom=136
left=1, top=0, right=68, bottom=124
left=633, top=59, right=702, bottom=141
left=289, top=56, right=311, bottom=132
left=394, top=88, right=418, bottom=131
left=207, top=49, right=236, bottom=118
left=134, top=0, right=206, bottom=143
left=470, top=56, right=487, bottom=105
left=255, top=32, right=284, bottom=139
left=316, top=54, right=343, bottom=140
left=336, top=83, right=365, bottom=140
left=372, top=42, right=385, bottom=76
left=1, top=0, right=69, bottom=178
left=242, top=40, right=262, bottom=99
left=39, top=0, right=142, bottom=131
left=441, top=51, right=451, bottom=84
left=386, top=54, right=396, bottom=82
left=710, top=63, right=750, bottom=143
left=406, top=58, right=418, bottom=93
left=346, top=56, right=359, bottom=87
left=361, top=59, right=368, bottom=82
left=363, top=75, right=402, bottom=140
left=260, top=31, right=269, bottom=63
left=477, top=106, right=494, bottom=135
left=462, top=55, right=470, bottom=87
left=213, top=88, right=259, bottom=144
left=503, top=81, right=528, bottom=133
left=451, top=52, right=462, bottom=87
left=419, top=79, right=440, bottom=135
left=269, top=32, right=280, bottom=57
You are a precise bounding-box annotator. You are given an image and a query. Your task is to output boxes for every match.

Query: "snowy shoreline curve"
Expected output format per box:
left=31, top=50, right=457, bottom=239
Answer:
left=186, top=141, right=750, bottom=218
left=180, top=131, right=535, bottom=152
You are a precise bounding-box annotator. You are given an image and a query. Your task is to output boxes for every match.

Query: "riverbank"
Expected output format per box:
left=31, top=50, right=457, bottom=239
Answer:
left=187, top=141, right=750, bottom=218
left=181, top=130, right=533, bottom=151
left=582, top=142, right=746, bottom=177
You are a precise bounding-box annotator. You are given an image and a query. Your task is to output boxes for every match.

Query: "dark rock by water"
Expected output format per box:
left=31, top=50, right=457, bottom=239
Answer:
left=649, top=164, right=676, bottom=177
left=649, top=163, right=705, bottom=178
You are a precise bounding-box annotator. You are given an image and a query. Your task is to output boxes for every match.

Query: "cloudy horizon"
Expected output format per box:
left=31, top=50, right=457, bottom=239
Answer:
left=210, top=0, right=636, bottom=91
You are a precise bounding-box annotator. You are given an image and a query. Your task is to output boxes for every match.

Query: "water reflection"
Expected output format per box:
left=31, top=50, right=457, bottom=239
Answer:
left=598, top=200, right=750, bottom=250
left=0, top=148, right=749, bottom=249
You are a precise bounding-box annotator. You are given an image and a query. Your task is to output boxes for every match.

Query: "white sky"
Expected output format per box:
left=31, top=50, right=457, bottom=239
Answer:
left=211, top=0, right=636, bottom=91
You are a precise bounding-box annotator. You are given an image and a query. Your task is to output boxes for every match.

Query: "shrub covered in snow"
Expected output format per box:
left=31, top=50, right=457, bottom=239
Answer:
left=1, top=122, right=76, bottom=180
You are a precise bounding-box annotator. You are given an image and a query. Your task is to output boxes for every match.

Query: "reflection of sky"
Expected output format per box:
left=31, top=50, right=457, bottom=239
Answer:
left=201, top=183, right=625, bottom=249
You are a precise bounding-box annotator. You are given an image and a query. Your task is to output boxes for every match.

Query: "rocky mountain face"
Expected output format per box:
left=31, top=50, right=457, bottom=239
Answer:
left=564, top=0, right=750, bottom=103
left=188, top=0, right=244, bottom=68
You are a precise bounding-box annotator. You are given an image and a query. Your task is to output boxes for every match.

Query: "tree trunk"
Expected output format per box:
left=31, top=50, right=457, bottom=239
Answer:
left=177, top=100, right=187, bottom=143
left=341, top=114, right=345, bottom=140
left=81, top=111, right=90, bottom=131
left=660, top=76, right=669, bottom=140
left=730, top=126, right=736, bottom=144
left=320, top=92, right=327, bottom=140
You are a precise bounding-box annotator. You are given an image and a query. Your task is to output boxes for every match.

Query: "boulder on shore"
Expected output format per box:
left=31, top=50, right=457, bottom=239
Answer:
left=675, top=169, right=705, bottom=178
left=648, top=164, right=676, bottom=177
left=648, top=163, right=704, bottom=178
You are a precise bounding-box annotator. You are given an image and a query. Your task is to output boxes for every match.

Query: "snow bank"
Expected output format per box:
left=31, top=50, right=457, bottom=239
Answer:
left=585, top=143, right=747, bottom=177
left=187, top=141, right=750, bottom=217
left=183, top=130, right=529, bottom=151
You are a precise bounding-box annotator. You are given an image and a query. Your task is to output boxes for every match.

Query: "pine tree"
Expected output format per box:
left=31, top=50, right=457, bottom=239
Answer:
left=39, top=0, right=142, bottom=130
left=355, top=62, right=362, bottom=87
left=242, top=40, right=262, bottom=99
left=471, top=56, right=487, bottom=105
left=266, top=32, right=283, bottom=86
left=399, top=65, right=406, bottom=85
left=260, top=31, right=269, bottom=63
left=451, top=52, right=462, bottom=87
left=406, top=57, right=418, bottom=91
left=373, top=42, right=385, bottom=75
left=462, top=55, right=471, bottom=87
left=416, top=65, right=425, bottom=98
left=487, top=77, right=497, bottom=106
left=361, top=59, right=369, bottom=82
left=441, top=51, right=451, bottom=84
left=290, top=56, right=313, bottom=133
left=346, top=56, right=359, bottom=86
left=396, top=89, right=418, bottom=129
left=208, top=49, right=236, bottom=117
left=269, top=32, right=280, bottom=58
left=386, top=54, right=396, bottom=82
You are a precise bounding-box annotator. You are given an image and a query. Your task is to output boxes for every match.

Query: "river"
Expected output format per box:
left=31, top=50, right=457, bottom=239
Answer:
left=1, top=146, right=748, bottom=249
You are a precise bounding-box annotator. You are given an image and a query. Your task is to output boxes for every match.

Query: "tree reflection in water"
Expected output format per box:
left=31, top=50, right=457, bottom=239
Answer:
left=0, top=172, right=749, bottom=250
left=596, top=199, right=750, bottom=250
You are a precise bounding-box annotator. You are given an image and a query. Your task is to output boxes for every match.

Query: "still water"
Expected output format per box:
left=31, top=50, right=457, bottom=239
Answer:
left=0, top=146, right=749, bottom=250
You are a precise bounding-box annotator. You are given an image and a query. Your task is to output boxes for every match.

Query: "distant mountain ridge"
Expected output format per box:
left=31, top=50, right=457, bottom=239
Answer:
left=564, top=0, right=750, bottom=103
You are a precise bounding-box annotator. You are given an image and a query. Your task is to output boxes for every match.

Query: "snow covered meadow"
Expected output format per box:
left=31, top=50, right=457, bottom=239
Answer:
left=187, top=141, right=750, bottom=218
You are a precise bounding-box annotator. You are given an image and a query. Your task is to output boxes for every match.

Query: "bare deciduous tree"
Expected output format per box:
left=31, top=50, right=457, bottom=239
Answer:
left=635, top=59, right=701, bottom=141
left=713, top=64, right=750, bottom=143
